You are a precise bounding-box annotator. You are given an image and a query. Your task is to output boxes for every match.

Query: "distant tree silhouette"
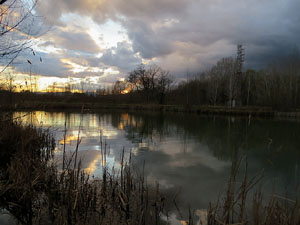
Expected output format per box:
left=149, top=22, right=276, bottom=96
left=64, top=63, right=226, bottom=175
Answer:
left=127, top=64, right=173, bottom=103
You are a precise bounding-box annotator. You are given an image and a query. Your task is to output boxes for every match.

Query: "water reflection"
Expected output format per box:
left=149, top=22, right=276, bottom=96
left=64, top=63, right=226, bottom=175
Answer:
left=13, top=111, right=300, bottom=213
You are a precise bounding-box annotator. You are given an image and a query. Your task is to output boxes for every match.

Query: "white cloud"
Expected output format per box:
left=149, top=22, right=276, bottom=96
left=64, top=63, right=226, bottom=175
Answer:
left=3, top=0, right=300, bottom=87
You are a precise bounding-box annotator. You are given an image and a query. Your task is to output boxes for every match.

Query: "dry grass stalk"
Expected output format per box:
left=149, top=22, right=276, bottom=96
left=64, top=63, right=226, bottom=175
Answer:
left=0, top=118, right=170, bottom=225
left=207, top=156, right=300, bottom=225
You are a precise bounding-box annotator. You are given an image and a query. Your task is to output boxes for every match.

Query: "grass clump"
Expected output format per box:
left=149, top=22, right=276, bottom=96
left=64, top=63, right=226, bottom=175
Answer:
left=0, top=119, right=55, bottom=225
left=0, top=119, right=167, bottom=225
left=207, top=158, right=300, bottom=225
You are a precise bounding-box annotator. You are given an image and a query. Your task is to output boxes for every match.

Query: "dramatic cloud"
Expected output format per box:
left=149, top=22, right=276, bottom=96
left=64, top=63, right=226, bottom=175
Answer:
left=13, top=51, right=69, bottom=77
left=36, top=0, right=300, bottom=71
left=36, top=0, right=190, bottom=25
left=2, top=0, right=300, bottom=88
left=12, top=48, right=103, bottom=78
left=100, top=41, right=141, bottom=72
left=45, top=29, right=101, bottom=54
left=124, top=20, right=173, bottom=59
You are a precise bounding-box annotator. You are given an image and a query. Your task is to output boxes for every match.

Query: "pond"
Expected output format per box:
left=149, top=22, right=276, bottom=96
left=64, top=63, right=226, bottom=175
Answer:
left=12, top=110, right=300, bottom=220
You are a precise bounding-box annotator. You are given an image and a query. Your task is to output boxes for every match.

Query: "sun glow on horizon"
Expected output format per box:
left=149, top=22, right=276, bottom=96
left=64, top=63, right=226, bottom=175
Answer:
left=0, top=65, right=120, bottom=93
left=121, top=88, right=130, bottom=94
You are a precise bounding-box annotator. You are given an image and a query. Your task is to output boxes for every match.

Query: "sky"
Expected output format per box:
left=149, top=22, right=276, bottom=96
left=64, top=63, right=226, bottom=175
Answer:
left=1, top=0, right=300, bottom=91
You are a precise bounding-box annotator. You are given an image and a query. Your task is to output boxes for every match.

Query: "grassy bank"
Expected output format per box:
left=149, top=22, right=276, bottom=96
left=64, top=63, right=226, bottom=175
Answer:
left=1, top=90, right=300, bottom=118
left=2, top=101, right=300, bottom=119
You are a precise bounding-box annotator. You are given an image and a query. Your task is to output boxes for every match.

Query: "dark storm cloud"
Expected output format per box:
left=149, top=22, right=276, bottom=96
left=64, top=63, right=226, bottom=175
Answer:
left=124, top=20, right=173, bottom=59
left=100, top=41, right=141, bottom=72
left=36, top=0, right=190, bottom=25
left=52, top=30, right=101, bottom=54
left=114, top=0, right=190, bottom=21
left=135, top=0, right=299, bottom=70
left=35, top=0, right=300, bottom=76
left=36, top=0, right=112, bottom=25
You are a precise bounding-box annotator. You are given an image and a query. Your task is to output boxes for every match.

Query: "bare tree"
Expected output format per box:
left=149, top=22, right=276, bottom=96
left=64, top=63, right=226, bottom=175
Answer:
left=156, top=70, right=173, bottom=104
left=244, top=70, right=255, bottom=106
left=207, top=61, right=226, bottom=105
left=51, top=81, right=57, bottom=93
left=96, top=88, right=106, bottom=96
left=112, top=80, right=127, bottom=94
left=127, top=64, right=173, bottom=103
left=128, top=64, right=146, bottom=91
left=80, top=80, right=85, bottom=93
left=222, top=57, right=237, bottom=107
left=235, top=44, right=245, bottom=106
left=207, top=57, right=235, bottom=106
left=64, top=78, right=75, bottom=93
left=283, top=48, right=300, bottom=106
left=5, top=71, right=16, bottom=93
left=0, top=0, right=39, bottom=73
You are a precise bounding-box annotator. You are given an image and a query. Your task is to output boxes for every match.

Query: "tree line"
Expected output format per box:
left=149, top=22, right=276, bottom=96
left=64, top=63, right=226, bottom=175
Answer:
left=1, top=0, right=300, bottom=109
left=112, top=64, right=173, bottom=104
left=1, top=46, right=300, bottom=110
left=112, top=47, right=300, bottom=109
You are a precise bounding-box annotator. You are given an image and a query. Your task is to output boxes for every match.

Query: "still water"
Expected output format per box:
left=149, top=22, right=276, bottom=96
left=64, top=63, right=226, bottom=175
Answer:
left=13, top=111, right=300, bottom=212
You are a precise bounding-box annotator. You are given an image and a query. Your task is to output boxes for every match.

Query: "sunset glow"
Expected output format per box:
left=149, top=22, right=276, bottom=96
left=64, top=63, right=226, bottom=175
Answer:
left=121, top=88, right=130, bottom=94
left=1, top=0, right=298, bottom=92
left=84, top=153, right=103, bottom=174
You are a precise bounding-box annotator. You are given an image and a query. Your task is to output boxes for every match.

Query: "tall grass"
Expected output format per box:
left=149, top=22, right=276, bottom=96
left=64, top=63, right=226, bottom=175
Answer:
left=0, top=119, right=168, bottom=225
left=207, top=157, right=300, bottom=225
left=0, top=119, right=55, bottom=225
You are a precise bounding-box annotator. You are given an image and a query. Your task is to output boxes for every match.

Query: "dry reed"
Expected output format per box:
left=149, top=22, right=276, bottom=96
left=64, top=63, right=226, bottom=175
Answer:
left=0, top=119, right=169, bottom=225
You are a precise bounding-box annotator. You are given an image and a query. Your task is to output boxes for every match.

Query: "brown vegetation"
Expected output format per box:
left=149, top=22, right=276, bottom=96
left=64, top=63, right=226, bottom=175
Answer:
left=0, top=118, right=169, bottom=225
left=207, top=157, right=300, bottom=225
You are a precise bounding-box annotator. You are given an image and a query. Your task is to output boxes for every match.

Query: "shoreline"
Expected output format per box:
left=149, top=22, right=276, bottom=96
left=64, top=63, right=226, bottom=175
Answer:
left=2, top=102, right=300, bottom=118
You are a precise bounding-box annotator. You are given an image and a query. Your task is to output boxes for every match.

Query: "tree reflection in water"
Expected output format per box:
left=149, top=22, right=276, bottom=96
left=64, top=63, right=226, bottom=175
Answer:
left=14, top=111, right=300, bottom=212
